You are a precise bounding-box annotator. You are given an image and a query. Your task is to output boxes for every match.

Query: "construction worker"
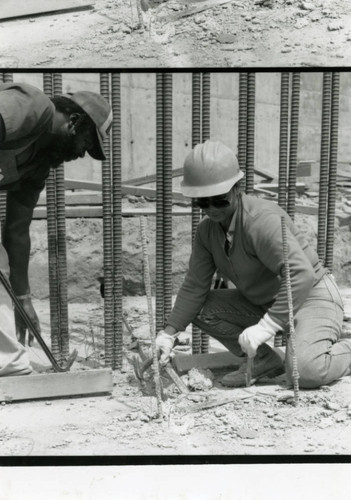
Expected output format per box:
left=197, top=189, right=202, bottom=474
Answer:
left=156, top=140, right=351, bottom=389
left=0, top=81, right=112, bottom=376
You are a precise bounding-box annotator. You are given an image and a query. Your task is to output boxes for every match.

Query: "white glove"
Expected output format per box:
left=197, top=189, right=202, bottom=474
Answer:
left=156, top=330, right=176, bottom=365
left=239, top=313, right=281, bottom=358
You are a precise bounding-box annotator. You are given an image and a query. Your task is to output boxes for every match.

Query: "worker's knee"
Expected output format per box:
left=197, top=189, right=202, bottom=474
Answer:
left=287, top=353, right=329, bottom=389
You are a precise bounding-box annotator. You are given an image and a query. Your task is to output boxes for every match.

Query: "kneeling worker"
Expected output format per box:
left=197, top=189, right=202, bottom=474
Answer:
left=0, top=81, right=112, bottom=376
left=156, top=140, right=351, bottom=389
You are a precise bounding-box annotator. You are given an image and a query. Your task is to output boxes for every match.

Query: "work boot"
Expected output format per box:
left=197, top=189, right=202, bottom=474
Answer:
left=221, top=349, right=284, bottom=387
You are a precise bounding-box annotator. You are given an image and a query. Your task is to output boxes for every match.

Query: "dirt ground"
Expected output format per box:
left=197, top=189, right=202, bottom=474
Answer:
left=0, top=0, right=350, bottom=68
left=0, top=293, right=351, bottom=457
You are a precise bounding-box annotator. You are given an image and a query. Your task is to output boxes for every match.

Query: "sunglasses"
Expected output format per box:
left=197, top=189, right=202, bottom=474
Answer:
left=193, top=194, right=231, bottom=209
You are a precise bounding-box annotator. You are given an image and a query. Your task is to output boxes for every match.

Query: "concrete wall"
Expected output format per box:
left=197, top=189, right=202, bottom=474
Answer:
left=13, top=71, right=351, bottom=186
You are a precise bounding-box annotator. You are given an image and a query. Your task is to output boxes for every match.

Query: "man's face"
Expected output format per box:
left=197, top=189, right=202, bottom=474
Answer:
left=51, top=113, right=96, bottom=163
left=193, top=187, right=238, bottom=223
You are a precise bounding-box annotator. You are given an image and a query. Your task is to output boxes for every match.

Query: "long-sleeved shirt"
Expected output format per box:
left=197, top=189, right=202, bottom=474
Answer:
left=167, top=192, right=326, bottom=331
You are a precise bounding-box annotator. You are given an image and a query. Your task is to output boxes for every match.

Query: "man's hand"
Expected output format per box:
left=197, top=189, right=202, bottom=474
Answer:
left=239, top=313, right=281, bottom=358
left=14, top=295, right=39, bottom=346
left=155, top=330, right=176, bottom=365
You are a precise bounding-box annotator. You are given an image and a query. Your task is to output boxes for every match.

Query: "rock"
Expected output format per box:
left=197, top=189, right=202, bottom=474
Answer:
left=300, top=1, right=314, bottom=10
left=325, top=401, right=341, bottom=411
left=237, top=428, right=258, bottom=439
left=295, top=18, right=310, bottom=28
left=335, top=413, right=346, bottom=423
left=328, top=21, right=344, bottom=32
left=187, top=368, right=214, bottom=391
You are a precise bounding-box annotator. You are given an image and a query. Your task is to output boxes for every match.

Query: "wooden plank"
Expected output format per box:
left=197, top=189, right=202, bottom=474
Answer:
left=122, top=184, right=186, bottom=201
left=0, top=0, right=93, bottom=21
left=38, top=192, right=103, bottom=206
left=125, top=168, right=184, bottom=186
left=172, top=351, right=242, bottom=375
left=65, top=179, right=103, bottom=191
left=32, top=206, right=193, bottom=218
left=257, top=182, right=306, bottom=194
left=0, top=369, right=113, bottom=402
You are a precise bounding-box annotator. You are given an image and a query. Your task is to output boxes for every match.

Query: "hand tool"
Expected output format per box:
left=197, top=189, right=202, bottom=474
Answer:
left=0, top=269, right=77, bottom=372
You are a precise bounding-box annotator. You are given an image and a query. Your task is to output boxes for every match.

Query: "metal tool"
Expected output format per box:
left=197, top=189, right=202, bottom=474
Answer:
left=0, top=270, right=77, bottom=373
left=245, top=356, right=254, bottom=387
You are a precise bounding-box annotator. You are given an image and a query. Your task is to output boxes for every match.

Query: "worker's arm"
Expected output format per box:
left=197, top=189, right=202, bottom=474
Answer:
left=239, top=211, right=314, bottom=357
left=156, top=220, right=216, bottom=363
left=2, top=186, right=43, bottom=346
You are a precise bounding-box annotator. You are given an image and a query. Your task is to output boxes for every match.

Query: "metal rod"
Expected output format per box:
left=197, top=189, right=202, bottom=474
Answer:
left=191, top=72, right=202, bottom=355
left=317, top=72, right=332, bottom=263
left=325, top=72, right=340, bottom=270
left=201, top=72, right=211, bottom=354
left=100, top=73, right=114, bottom=369
left=281, top=216, right=299, bottom=405
left=163, top=73, right=173, bottom=322
left=155, top=73, right=164, bottom=333
left=43, top=72, right=61, bottom=362
left=140, top=216, right=163, bottom=418
left=238, top=73, right=248, bottom=192
left=246, top=72, right=255, bottom=195
left=287, top=73, right=300, bottom=220
left=111, top=72, right=123, bottom=370
left=278, top=73, right=290, bottom=211
left=53, top=73, right=69, bottom=360
left=3, top=73, right=13, bottom=83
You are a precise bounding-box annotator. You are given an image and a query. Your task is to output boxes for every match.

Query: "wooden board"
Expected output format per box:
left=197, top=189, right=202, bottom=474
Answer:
left=0, top=0, right=93, bottom=21
left=0, top=368, right=113, bottom=402
left=172, top=351, right=242, bottom=374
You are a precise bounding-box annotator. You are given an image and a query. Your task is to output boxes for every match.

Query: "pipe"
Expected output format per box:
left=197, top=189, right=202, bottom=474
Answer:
left=43, top=73, right=61, bottom=361
left=246, top=72, right=255, bottom=195
left=278, top=73, right=290, bottom=211
left=191, top=72, right=202, bottom=355
left=53, top=73, right=69, bottom=360
left=325, top=73, right=340, bottom=270
left=163, top=73, right=173, bottom=323
left=111, top=73, right=123, bottom=370
left=317, top=72, right=332, bottom=264
left=155, top=73, right=164, bottom=333
left=287, top=72, right=300, bottom=220
left=100, top=73, right=114, bottom=369
left=238, top=73, right=248, bottom=192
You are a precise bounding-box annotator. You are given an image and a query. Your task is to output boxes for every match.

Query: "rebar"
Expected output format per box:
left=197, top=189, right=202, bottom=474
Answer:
left=201, top=72, right=211, bottom=354
left=0, top=74, right=8, bottom=240
left=53, top=73, right=69, bottom=360
left=325, top=73, right=340, bottom=270
left=3, top=73, right=13, bottom=83
left=281, top=216, right=299, bottom=405
left=287, top=73, right=300, bottom=220
left=100, top=73, right=114, bottom=368
left=43, top=73, right=61, bottom=361
left=317, top=72, right=332, bottom=263
left=278, top=73, right=290, bottom=211
left=140, top=216, right=163, bottom=418
left=246, top=72, right=255, bottom=195
left=155, top=73, right=164, bottom=333
left=191, top=72, right=202, bottom=355
left=163, top=74, right=173, bottom=322
left=111, top=72, right=123, bottom=370
left=238, top=73, right=248, bottom=192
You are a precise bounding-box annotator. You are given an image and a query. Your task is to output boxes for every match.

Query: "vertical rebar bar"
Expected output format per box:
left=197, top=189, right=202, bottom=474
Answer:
left=325, top=73, right=340, bottom=270
left=246, top=73, right=255, bottom=195
left=53, top=73, right=69, bottom=360
left=200, top=72, right=211, bottom=354
left=281, top=216, right=299, bottom=405
left=191, top=72, right=202, bottom=355
left=238, top=73, right=248, bottom=192
left=100, top=73, right=114, bottom=368
left=140, top=216, right=163, bottom=418
left=0, top=73, right=3, bottom=82
left=43, top=73, right=61, bottom=361
left=3, top=73, right=13, bottom=83
left=111, top=72, right=123, bottom=370
left=287, top=73, right=300, bottom=220
left=155, top=73, right=164, bottom=333
left=278, top=73, right=290, bottom=211
left=317, top=72, right=332, bottom=263
left=0, top=75, right=9, bottom=240
left=163, top=73, right=173, bottom=323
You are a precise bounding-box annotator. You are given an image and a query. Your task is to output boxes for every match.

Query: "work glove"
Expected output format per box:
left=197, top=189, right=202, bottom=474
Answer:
left=14, top=294, right=39, bottom=347
left=155, top=330, right=176, bottom=365
left=238, top=313, right=281, bottom=358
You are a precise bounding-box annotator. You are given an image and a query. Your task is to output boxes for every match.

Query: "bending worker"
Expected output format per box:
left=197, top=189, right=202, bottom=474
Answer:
left=0, top=81, right=112, bottom=376
left=156, top=140, right=351, bottom=388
